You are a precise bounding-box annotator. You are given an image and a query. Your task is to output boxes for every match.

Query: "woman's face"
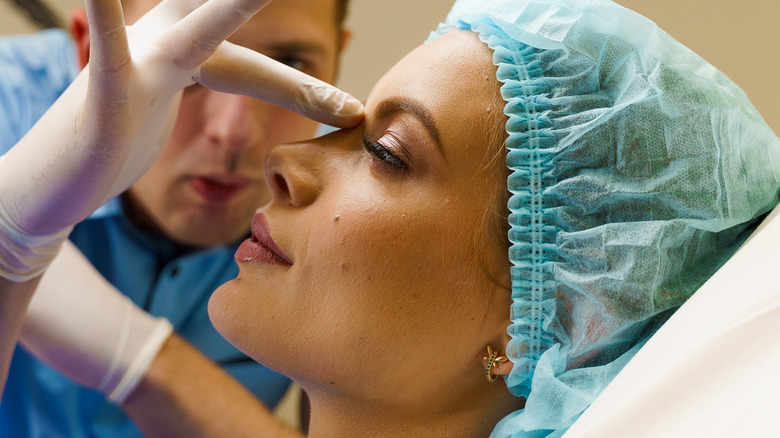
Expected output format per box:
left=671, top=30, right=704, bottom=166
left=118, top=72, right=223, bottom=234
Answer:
left=209, top=30, right=511, bottom=410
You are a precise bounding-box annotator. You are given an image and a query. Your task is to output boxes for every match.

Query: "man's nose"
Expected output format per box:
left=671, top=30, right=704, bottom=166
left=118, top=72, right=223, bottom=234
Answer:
left=204, top=92, right=266, bottom=150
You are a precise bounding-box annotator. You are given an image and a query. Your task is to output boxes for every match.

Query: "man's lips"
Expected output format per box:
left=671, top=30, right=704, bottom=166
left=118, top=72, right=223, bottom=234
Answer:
left=234, top=213, right=292, bottom=266
left=190, top=175, right=252, bottom=203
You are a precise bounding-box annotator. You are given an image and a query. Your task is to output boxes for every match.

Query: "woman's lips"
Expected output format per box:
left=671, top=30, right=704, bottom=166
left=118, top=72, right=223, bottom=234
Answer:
left=190, top=175, right=250, bottom=203
left=235, top=213, right=292, bottom=266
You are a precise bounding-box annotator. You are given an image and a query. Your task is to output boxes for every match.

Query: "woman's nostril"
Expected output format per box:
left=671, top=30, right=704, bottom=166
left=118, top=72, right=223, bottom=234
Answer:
left=274, top=173, right=289, bottom=197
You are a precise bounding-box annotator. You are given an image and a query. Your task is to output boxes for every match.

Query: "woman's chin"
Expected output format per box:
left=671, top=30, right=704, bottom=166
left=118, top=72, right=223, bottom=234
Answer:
left=207, top=280, right=253, bottom=354
left=207, top=279, right=292, bottom=370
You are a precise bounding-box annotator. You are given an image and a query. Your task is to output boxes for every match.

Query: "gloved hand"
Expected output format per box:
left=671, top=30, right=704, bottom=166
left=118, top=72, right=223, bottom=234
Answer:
left=0, top=0, right=363, bottom=282
left=20, top=241, right=174, bottom=404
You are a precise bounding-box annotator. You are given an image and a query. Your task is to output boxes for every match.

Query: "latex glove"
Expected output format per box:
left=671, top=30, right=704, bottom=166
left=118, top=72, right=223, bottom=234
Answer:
left=20, top=241, right=174, bottom=404
left=0, top=0, right=363, bottom=282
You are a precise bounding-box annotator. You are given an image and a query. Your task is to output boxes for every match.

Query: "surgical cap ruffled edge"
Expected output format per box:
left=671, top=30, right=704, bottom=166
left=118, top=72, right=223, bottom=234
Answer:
left=429, top=17, right=621, bottom=435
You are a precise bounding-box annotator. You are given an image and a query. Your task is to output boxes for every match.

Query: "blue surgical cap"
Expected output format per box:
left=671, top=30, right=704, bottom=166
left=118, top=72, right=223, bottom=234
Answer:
left=429, top=0, right=780, bottom=436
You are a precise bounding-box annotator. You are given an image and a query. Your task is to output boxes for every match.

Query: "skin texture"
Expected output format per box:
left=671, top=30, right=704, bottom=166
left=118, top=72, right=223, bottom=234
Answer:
left=209, top=30, right=523, bottom=437
left=73, top=0, right=348, bottom=247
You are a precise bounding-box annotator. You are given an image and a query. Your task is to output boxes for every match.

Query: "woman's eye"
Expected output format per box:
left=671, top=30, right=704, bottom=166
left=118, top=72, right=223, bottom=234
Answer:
left=363, top=136, right=408, bottom=171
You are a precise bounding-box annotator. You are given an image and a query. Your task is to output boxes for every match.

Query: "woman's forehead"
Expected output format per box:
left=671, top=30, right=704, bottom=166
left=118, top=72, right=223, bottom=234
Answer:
left=368, top=30, right=494, bottom=103
left=365, top=31, right=501, bottom=159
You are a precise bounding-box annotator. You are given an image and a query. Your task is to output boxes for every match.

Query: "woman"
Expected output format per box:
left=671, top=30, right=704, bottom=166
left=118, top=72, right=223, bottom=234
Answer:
left=4, top=0, right=780, bottom=436
left=209, top=27, right=519, bottom=436
left=208, top=0, right=780, bottom=436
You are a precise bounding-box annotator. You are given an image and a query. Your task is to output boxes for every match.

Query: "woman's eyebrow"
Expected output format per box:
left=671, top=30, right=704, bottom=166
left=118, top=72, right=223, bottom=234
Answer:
left=375, top=97, right=443, bottom=151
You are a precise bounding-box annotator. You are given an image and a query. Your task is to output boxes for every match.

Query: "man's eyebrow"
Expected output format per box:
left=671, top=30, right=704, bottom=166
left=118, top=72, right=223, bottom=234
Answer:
left=266, top=40, right=329, bottom=55
left=375, top=97, right=443, bottom=150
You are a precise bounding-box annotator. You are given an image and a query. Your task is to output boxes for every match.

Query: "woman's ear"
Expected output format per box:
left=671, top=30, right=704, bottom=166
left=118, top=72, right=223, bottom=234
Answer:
left=480, top=280, right=514, bottom=380
left=491, top=352, right=512, bottom=377
left=70, top=8, right=91, bottom=69
left=485, top=333, right=513, bottom=378
left=481, top=326, right=513, bottom=381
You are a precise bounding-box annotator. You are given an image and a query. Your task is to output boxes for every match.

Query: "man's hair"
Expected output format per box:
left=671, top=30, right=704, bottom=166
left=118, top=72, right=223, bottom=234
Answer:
left=336, top=0, right=350, bottom=27
left=121, top=0, right=350, bottom=27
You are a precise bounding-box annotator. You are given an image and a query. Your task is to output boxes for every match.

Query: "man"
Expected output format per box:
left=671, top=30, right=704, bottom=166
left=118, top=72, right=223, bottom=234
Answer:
left=0, top=0, right=350, bottom=436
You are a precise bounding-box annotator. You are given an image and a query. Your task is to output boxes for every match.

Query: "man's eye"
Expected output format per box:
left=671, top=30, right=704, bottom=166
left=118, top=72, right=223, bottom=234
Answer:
left=275, top=56, right=306, bottom=71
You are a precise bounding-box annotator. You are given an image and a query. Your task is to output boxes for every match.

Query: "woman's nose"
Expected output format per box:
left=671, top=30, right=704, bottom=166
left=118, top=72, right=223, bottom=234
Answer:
left=264, top=142, right=322, bottom=208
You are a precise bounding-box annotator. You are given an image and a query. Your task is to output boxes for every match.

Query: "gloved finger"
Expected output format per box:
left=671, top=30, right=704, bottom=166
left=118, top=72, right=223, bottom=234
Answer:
left=85, top=0, right=129, bottom=79
left=161, top=0, right=273, bottom=70
left=197, top=42, right=364, bottom=128
left=84, top=0, right=131, bottom=126
left=132, top=0, right=207, bottom=29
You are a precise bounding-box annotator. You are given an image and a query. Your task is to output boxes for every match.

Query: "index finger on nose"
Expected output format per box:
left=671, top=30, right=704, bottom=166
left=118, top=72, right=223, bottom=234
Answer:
left=198, top=43, right=364, bottom=128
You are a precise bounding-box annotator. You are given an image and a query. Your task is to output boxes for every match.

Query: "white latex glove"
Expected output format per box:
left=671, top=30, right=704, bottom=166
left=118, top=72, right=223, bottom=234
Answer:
left=20, top=241, right=174, bottom=404
left=0, top=0, right=363, bottom=282
left=564, top=204, right=780, bottom=437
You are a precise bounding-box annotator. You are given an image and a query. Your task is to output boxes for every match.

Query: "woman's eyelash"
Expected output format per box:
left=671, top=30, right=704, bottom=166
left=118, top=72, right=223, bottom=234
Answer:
left=362, top=136, right=408, bottom=170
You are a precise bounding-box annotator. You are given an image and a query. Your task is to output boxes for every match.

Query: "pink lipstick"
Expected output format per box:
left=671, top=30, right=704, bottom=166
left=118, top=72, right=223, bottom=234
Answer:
left=235, top=213, right=292, bottom=266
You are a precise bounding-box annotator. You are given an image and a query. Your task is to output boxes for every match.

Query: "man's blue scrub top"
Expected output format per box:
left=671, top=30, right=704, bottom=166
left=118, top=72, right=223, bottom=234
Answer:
left=0, top=29, right=290, bottom=437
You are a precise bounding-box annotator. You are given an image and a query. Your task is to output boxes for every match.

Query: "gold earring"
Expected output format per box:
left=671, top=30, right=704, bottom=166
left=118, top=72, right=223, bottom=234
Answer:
left=483, top=345, right=508, bottom=382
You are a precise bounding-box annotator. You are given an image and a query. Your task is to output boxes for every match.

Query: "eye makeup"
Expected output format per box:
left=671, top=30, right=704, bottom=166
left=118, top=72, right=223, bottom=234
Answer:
left=362, top=136, right=409, bottom=173
left=360, top=96, right=448, bottom=178
left=372, top=98, right=442, bottom=155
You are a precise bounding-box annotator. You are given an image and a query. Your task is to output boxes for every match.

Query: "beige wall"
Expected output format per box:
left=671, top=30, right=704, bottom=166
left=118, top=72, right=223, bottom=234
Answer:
left=1, top=0, right=777, bottom=132
left=337, top=1, right=453, bottom=100
left=340, top=0, right=778, bottom=133
left=615, top=0, right=779, bottom=134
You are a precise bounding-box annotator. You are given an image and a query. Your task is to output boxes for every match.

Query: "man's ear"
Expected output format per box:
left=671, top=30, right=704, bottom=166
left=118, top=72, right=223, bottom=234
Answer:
left=338, top=27, right=352, bottom=53
left=70, top=8, right=90, bottom=69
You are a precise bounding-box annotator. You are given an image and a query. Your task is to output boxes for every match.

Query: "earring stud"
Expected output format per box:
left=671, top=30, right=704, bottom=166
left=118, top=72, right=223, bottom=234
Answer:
left=483, top=345, right=508, bottom=382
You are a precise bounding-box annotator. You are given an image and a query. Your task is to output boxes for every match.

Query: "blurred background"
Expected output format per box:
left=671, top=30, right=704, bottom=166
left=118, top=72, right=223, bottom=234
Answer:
left=1, top=0, right=777, bottom=132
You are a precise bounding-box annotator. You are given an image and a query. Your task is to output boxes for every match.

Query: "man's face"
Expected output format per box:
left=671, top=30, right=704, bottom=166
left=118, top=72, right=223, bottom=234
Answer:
left=122, top=0, right=343, bottom=246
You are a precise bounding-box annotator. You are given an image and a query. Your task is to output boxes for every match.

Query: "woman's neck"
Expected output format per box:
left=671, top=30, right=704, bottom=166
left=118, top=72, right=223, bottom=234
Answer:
left=303, top=382, right=523, bottom=437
